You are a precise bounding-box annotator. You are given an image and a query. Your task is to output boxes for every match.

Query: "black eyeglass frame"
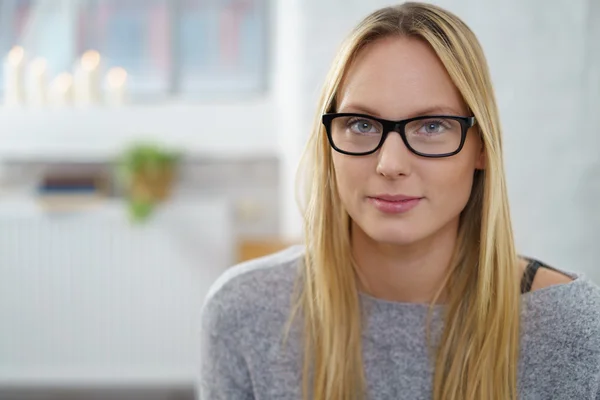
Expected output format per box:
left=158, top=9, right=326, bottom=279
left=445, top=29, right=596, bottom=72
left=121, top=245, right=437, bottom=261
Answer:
left=321, top=112, right=476, bottom=158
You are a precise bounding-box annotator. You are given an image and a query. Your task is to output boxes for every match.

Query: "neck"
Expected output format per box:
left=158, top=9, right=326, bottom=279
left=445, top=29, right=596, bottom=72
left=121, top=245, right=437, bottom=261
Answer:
left=352, top=219, right=459, bottom=304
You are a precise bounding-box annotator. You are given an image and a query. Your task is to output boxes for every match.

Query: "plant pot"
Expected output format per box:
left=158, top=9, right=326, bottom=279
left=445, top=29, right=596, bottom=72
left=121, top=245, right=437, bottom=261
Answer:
left=129, top=167, right=176, bottom=203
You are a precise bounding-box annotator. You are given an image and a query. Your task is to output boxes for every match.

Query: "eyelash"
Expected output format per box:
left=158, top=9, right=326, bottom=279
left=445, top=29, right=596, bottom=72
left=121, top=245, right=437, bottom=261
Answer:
left=344, top=117, right=448, bottom=131
left=420, top=119, right=446, bottom=129
left=346, top=117, right=376, bottom=128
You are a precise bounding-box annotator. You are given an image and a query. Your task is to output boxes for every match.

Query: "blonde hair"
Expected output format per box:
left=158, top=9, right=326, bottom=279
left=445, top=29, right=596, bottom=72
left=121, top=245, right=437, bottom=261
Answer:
left=290, top=2, right=521, bottom=399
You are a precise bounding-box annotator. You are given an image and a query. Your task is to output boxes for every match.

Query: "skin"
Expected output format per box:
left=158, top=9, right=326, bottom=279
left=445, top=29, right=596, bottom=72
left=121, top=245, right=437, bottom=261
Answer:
left=332, top=36, right=571, bottom=303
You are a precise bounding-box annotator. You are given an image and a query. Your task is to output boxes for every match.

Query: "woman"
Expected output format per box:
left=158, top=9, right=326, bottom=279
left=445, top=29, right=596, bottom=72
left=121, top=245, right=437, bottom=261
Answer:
left=200, top=2, right=600, bottom=399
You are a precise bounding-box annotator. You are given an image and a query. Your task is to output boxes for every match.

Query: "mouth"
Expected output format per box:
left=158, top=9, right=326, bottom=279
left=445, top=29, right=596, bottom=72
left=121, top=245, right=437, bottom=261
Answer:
left=367, top=194, right=423, bottom=214
left=369, top=194, right=423, bottom=202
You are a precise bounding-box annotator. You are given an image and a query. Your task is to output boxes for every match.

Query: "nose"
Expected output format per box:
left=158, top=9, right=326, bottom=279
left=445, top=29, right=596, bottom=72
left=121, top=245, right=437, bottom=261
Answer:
left=376, top=131, right=412, bottom=178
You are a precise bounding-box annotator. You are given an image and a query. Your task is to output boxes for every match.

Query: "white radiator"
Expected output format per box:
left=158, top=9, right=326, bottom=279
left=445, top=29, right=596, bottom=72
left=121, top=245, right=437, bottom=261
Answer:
left=0, top=197, right=234, bottom=390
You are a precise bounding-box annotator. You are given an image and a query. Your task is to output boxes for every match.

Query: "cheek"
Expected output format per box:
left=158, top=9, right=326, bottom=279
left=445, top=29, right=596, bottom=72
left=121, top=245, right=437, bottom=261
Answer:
left=425, top=160, right=476, bottom=210
left=332, top=155, right=370, bottom=202
left=428, top=135, right=481, bottom=204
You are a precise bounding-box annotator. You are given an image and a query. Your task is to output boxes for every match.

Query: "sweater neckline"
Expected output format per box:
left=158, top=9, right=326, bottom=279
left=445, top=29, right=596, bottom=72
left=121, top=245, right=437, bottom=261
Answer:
left=358, top=269, right=584, bottom=312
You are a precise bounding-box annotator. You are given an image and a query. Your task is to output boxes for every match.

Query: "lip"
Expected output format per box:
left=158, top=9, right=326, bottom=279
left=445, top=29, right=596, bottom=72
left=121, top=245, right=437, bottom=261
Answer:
left=371, top=194, right=421, bottom=202
left=367, top=194, right=423, bottom=214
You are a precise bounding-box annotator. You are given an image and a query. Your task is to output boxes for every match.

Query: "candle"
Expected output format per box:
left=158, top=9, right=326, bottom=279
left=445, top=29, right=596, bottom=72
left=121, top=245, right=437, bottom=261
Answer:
left=28, top=57, right=48, bottom=107
left=48, top=72, right=74, bottom=108
left=3, top=46, right=26, bottom=107
left=105, top=67, right=128, bottom=107
left=74, top=50, right=101, bottom=106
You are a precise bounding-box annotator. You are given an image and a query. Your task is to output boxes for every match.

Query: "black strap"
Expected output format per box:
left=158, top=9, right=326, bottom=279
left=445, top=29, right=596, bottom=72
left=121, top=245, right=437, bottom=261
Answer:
left=520, top=259, right=543, bottom=294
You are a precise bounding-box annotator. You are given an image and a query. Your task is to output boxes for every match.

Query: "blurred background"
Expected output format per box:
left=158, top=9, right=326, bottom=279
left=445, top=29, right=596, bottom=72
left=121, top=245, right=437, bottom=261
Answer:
left=0, top=0, right=598, bottom=399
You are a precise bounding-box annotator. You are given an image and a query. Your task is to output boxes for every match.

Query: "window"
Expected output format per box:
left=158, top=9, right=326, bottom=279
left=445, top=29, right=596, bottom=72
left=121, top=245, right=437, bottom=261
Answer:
left=0, top=0, right=269, bottom=101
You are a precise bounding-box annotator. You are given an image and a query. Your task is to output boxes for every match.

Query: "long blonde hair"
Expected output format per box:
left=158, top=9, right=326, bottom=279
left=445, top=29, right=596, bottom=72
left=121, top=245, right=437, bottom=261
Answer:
left=290, top=2, right=521, bottom=399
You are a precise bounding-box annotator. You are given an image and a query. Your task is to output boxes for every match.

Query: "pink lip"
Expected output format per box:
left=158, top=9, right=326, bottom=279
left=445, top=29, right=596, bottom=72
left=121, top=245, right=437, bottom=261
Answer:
left=367, top=194, right=423, bottom=214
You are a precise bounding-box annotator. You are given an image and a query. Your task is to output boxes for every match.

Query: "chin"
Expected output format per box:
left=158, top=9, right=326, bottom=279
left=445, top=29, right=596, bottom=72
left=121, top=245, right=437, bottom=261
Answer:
left=361, top=220, right=424, bottom=246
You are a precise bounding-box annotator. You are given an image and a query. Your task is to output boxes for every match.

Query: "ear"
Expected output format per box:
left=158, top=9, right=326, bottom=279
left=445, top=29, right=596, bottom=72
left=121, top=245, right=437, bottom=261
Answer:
left=475, top=142, right=486, bottom=170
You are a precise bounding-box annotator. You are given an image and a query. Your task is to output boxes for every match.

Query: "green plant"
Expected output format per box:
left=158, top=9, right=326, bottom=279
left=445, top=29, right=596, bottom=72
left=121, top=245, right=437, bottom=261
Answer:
left=116, top=142, right=181, bottom=223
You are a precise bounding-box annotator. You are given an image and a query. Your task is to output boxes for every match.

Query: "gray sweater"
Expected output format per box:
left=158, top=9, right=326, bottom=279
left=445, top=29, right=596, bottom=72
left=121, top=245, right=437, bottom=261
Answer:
left=199, top=245, right=600, bottom=399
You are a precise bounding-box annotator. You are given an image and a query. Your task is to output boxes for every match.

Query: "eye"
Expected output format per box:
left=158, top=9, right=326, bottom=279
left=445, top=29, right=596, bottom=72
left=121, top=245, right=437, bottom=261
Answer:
left=347, top=118, right=379, bottom=134
left=417, top=119, right=451, bottom=135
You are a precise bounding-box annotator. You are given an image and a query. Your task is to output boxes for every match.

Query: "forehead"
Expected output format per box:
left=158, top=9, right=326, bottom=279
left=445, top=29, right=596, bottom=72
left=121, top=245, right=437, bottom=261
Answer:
left=337, top=36, right=467, bottom=118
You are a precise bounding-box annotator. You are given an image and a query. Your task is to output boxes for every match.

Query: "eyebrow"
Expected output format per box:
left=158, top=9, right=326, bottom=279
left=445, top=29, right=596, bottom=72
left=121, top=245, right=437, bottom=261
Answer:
left=337, top=103, right=465, bottom=118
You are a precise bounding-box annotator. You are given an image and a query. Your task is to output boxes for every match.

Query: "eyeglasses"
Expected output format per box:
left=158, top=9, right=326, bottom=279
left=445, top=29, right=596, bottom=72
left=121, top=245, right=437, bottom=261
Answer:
left=321, top=113, right=476, bottom=158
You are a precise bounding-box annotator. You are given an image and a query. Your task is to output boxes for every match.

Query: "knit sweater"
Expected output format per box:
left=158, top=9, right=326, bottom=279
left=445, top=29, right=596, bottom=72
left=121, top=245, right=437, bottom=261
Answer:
left=199, top=245, right=600, bottom=399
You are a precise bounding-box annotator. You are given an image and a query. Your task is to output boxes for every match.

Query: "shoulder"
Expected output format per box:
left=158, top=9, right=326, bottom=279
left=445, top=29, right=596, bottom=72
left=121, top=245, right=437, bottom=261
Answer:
left=520, top=264, right=600, bottom=393
left=522, top=262, right=600, bottom=343
left=518, top=257, right=574, bottom=291
left=204, top=244, right=305, bottom=308
left=200, top=244, right=305, bottom=334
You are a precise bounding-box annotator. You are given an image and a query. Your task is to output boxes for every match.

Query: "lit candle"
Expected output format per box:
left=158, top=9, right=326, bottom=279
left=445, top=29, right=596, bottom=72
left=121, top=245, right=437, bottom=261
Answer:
left=48, top=72, right=74, bottom=108
left=105, top=67, right=128, bottom=107
left=74, top=50, right=101, bottom=106
left=3, top=46, right=26, bottom=107
left=28, top=57, right=48, bottom=107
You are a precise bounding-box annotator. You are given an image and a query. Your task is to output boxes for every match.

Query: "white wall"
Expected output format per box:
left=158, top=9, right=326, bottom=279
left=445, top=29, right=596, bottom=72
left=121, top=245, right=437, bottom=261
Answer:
left=288, top=0, right=600, bottom=282
left=274, top=0, right=306, bottom=240
left=580, top=0, right=600, bottom=280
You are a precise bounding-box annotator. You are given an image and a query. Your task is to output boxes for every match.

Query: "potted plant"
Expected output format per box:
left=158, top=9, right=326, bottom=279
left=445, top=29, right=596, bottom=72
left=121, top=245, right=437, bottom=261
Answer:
left=117, top=142, right=181, bottom=222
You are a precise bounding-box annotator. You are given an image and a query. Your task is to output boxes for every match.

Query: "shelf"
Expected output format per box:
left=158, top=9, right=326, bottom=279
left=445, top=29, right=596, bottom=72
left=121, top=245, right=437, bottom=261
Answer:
left=0, top=101, right=279, bottom=162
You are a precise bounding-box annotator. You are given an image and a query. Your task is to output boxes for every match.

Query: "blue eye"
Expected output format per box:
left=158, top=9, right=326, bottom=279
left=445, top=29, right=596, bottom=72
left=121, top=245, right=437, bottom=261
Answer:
left=347, top=118, right=380, bottom=134
left=422, top=121, right=445, bottom=134
left=414, top=119, right=454, bottom=136
left=426, top=122, right=441, bottom=133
